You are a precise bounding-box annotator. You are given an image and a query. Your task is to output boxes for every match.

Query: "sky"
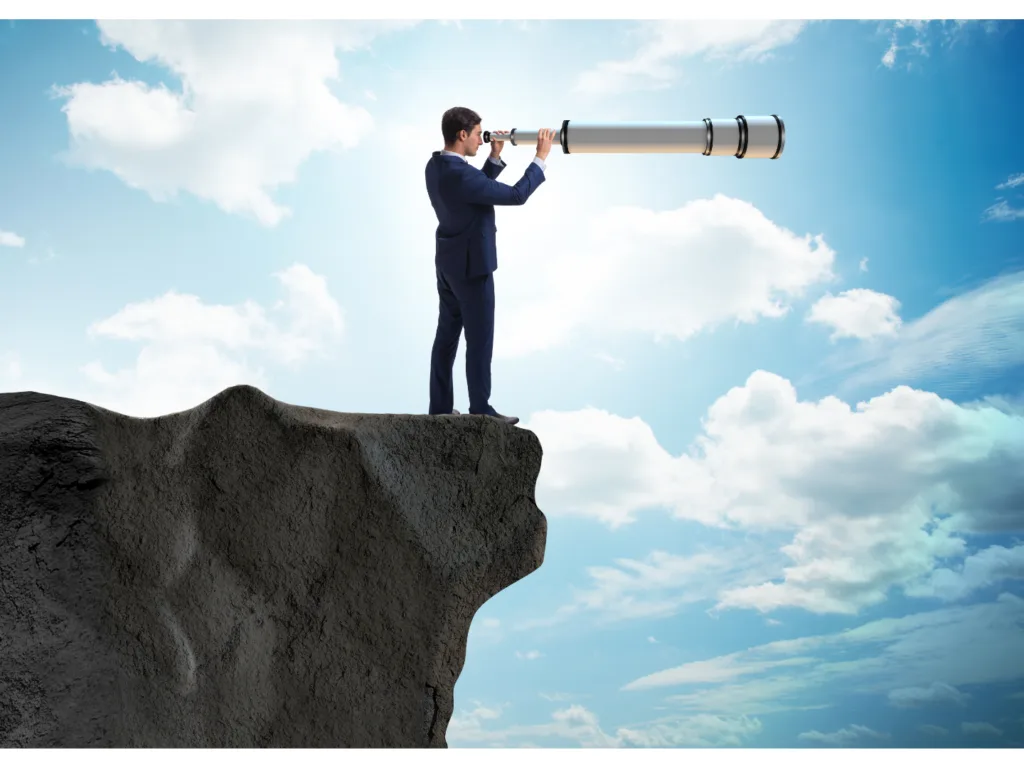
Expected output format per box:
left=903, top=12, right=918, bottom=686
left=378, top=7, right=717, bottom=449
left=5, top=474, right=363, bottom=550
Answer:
left=1, top=9, right=1024, bottom=750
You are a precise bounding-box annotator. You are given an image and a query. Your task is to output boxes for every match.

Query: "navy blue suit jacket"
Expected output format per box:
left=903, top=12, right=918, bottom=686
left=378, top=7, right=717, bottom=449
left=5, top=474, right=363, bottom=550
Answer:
left=425, top=151, right=546, bottom=279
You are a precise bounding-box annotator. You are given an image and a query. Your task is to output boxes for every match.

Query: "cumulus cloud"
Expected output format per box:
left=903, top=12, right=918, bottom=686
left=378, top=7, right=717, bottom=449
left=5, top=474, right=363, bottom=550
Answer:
left=906, top=545, right=1024, bottom=602
left=0, top=229, right=25, bottom=247
left=522, top=408, right=703, bottom=529
left=621, top=594, right=1024, bottom=716
left=54, top=20, right=416, bottom=225
left=525, top=370, right=1024, bottom=615
left=78, top=263, right=344, bottom=416
left=496, top=194, right=835, bottom=358
left=573, top=20, right=808, bottom=96
left=807, top=289, right=902, bottom=340
left=447, top=702, right=761, bottom=748
left=823, top=270, right=1024, bottom=396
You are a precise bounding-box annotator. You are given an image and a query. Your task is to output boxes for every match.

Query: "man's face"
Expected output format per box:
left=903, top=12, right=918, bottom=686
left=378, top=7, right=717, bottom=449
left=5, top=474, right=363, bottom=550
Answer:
left=463, top=124, right=483, bottom=156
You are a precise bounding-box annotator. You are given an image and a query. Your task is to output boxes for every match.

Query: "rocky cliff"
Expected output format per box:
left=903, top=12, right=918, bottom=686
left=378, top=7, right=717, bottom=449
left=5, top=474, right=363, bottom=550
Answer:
left=0, top=385, right=546, bottom=747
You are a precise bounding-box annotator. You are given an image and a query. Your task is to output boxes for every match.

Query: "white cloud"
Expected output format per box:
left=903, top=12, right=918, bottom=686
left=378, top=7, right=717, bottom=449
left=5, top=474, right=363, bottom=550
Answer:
left=496, top=194, right=835, bottom=359
left=996, top=173, right=1024, bottom=190
left=594, top=352, right=625, bottom=370
left=826, top=270, right=1024, bottom=395
left=522, top=407, right=702, bottom=529
left=888, top=682, right=971, bottom=708
left=878, top=20, right=997, bottom=71
left=799, top=724, right=888, bottom=746
left=448, top=703, right=619, bottom=748
left=525, top=370, right=1024, bottom=615
left=624, top=652, right=816, bottom=691
left=515, top=650, right=543, bottom=661
left=919, top=724, right=948, bottom=737
left=859, top=257, right=870, bottom=272
left=520, top=547, right=780, bottom=628
left=621, top=594, right=1024, bottom=716
left=573, top=20, right=808, bottom=96
left=54, top=21, right=416, bottom=225
left=616, top=713, right=763, bottom=748
left=28, top=248, right=56, bottom=266
left=447, top=703, right=505, bottom=745
left=962, top=721, right=1003, bottom=737
left=1, top=351, right=21, bottom=383
left=881, top=39, right=899, bottom=68
left=447, top=702, right=761, bottom=748
left=981, top=172, right=1024, bottom=222
left=78, top=263, right=344, bottom=416
left=0, top=229, right=25, bottom=247
left=983, top=200, right=1024, bottom=222
left=807, top=289, right=902, bottom=341
left=538, top=692, right=580, bottom=703
left=468, top=616, right=504, bottom=647
left=906, top=545, right=1024, bottom=602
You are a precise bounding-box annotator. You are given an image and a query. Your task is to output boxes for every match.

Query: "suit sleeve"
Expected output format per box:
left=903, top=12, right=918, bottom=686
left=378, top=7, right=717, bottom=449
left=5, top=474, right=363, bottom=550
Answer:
left=450, top=162, right=545, bottom=206
left=483, top=156, right=505, bottom=180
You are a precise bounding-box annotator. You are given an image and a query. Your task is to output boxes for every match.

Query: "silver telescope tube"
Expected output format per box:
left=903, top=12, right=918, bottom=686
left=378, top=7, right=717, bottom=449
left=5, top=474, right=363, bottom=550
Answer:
left=483, top=116, right=785, bottom=159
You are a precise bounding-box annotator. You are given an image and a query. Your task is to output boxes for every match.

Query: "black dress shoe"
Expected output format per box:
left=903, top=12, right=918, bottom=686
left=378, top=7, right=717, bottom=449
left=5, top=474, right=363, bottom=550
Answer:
left=469, top=408, right=518, bottom=425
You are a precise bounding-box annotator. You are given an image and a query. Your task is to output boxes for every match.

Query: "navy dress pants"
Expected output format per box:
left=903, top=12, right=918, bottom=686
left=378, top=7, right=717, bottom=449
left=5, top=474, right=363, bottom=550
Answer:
left=429, top=265, right=496, bottom=416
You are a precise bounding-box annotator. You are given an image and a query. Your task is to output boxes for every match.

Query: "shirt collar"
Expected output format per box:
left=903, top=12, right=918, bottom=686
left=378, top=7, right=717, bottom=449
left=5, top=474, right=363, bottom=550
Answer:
left=441, top=149, right=468, bottom=162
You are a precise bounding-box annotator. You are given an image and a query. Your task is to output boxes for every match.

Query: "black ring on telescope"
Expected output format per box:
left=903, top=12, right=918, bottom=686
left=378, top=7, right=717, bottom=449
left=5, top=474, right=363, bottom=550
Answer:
left=771, top=115, right=785, bottom=159
left=561, top=120, right=570, bottom=154
left=703, top=118, right=713, bottom=156
left=483, top=130, right=490, bottom=142
left=735, top=115, right=749, bottom=159
left=510, top=128, right=517, bottom=147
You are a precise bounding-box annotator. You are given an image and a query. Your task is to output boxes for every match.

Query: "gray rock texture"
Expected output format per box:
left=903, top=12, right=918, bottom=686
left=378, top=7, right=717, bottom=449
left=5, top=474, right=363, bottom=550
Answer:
left=0, top=384, right=546, bottom=747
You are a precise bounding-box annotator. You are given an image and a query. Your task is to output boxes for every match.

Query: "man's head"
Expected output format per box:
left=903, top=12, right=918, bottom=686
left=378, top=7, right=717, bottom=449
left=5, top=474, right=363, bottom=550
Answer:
left=442, top=106, right=484, bottom=157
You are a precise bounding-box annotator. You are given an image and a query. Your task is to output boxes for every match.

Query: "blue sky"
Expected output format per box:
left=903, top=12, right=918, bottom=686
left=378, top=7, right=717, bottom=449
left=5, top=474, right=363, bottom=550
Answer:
left=1, top=15, right=1023, bottom=749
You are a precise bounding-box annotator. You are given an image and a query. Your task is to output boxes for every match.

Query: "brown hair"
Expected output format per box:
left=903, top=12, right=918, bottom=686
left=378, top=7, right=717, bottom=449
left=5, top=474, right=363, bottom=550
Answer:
left=442, top=106, right=482, bottom=146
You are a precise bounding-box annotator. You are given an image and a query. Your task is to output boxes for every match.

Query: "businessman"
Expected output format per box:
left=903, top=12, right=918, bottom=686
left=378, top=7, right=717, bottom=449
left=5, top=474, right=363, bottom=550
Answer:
left=425, top=106, right=554, bottom=425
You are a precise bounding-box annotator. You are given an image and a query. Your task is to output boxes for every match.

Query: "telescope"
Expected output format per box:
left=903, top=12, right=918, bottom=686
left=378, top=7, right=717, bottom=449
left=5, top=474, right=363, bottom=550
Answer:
left=483, top=115, right=785, bottom=159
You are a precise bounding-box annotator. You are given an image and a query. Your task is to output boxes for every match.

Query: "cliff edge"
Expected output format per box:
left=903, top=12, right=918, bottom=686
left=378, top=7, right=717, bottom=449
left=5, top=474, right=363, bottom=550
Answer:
left=0, top=384, right=546, bottom=747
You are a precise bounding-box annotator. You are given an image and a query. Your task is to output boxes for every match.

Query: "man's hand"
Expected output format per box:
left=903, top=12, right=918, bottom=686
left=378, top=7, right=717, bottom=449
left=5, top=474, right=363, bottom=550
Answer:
left=489, top=130, right=505, bottom=159
left=536, top=128, right=555, bottom=160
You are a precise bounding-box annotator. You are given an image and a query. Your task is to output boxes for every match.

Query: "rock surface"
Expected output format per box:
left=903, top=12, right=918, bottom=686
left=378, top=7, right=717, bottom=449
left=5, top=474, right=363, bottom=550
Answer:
left=0, top=385, right=546, bottom=747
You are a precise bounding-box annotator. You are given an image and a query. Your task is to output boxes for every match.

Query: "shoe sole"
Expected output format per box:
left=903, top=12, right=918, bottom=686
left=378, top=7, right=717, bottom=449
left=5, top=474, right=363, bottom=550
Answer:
left=457, top=412, right=519, bottom=425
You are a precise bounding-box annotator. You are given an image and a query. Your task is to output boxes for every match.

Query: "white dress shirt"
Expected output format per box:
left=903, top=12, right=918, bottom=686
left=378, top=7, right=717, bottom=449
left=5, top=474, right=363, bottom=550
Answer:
left=441, top=148, right=547, bottom=172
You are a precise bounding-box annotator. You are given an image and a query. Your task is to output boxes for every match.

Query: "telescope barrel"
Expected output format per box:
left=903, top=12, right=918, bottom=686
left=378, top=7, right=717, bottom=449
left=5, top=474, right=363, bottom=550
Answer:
left=483, top=116, right=785, bottom=159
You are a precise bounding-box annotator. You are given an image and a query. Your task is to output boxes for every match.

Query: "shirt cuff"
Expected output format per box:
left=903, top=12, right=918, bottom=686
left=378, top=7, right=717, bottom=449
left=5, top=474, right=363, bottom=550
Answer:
left=532, top=156, right=546, bottom=171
